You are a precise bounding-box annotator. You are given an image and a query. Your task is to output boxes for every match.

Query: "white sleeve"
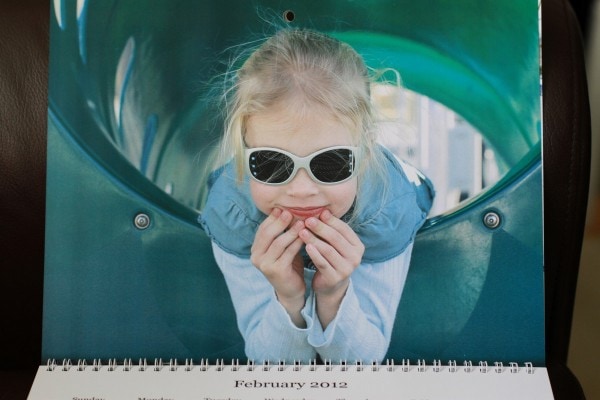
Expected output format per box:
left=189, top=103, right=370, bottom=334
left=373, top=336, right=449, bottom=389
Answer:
left=306, top=244, right=413, bottom=363
left=211, top=241, right=412, bottom=363
left=210, top=242, right=316, bottom=362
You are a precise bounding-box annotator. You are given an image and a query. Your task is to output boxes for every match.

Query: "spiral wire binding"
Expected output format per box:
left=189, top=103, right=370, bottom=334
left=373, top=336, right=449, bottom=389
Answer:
left=464, top=360, right=473, bottom=373
left=355, top=360, right=363, bottom=371
left=401, top=358, right=410, bottom=372
left=386, top=359, right=395, bottom=371
left=43, top=358, right=543, bottom=374
left=449, top=360, right=457, bottom=373
left=340, top=359, right=348, bottom=371
left=479, top=361, right=488, bottom=373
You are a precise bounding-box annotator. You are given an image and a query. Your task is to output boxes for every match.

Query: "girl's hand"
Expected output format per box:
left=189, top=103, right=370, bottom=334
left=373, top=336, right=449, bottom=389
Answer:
left=299, top=210, right=365, bottom=327
left=251, top=208, right=306, bottom=326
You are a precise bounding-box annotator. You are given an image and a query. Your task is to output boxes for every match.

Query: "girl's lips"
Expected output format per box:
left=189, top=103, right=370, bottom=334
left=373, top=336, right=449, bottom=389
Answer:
left=286, top=207, right=326, bottom=219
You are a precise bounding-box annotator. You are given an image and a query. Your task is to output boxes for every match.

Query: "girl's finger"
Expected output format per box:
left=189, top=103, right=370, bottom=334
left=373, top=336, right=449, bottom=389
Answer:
left=304, top=212, right=364, bottom=261
left=319, top=210, right=363, bottom=247
left=263, top=220, right=304, bottom=262
left=251, top=208, right=293, bottom=255
left=305, top=243, right=336, bottom=275
left=278, top=237, right=305, bottom=266
left=305, top=242, right=355, bottom=294
left=300, top=229, right=348, bottom=273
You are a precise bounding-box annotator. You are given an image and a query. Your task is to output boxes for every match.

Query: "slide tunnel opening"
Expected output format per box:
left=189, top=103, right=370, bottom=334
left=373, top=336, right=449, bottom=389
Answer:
left=50, top=3, right=539, bottom=225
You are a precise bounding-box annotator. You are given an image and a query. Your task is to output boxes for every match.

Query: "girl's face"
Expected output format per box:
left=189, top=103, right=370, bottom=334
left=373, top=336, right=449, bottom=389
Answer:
left=244, top=104, right=358, bottom=222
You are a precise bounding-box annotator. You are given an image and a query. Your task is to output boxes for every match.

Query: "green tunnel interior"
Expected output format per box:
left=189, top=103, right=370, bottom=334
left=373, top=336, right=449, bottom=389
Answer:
left=43, top=0, right=544, bottom=364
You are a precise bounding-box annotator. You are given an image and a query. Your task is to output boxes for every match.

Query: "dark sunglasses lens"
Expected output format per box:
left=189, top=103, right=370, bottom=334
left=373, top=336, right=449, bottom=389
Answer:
left=248, top=150, right=294, bottom=183
left=310, top=149, right=354, bottom=183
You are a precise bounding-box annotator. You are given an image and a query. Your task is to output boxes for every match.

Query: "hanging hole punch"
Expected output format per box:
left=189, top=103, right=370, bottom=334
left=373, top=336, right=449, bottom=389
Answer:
left=283, top=10, right=295, bottom=22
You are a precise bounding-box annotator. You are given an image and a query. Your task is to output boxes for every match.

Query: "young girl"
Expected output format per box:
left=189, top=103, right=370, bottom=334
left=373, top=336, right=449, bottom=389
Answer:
left=200, top=28, right=433, bottom=363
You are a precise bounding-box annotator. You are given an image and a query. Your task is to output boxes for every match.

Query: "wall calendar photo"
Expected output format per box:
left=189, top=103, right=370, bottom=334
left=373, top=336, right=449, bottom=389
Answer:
left=29, top=0, right=551, bottom=399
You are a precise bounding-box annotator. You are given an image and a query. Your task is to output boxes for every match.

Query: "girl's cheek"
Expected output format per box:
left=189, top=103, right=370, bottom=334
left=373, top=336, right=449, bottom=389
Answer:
left=330, top=179, right=358, bottom=218
left=249, top=180, right=275, bottom=214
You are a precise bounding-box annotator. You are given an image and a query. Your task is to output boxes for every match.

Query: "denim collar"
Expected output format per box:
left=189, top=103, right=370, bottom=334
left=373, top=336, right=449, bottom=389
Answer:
left=199, top=147, right=433, bottom=263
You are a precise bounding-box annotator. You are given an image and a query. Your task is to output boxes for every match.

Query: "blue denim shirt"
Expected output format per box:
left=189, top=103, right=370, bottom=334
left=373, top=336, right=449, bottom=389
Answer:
left=199, top=147, right=434, bottom=263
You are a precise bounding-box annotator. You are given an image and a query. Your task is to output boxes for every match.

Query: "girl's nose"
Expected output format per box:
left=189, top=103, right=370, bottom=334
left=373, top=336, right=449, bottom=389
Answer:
left=285, top=168, right=319, bottom=197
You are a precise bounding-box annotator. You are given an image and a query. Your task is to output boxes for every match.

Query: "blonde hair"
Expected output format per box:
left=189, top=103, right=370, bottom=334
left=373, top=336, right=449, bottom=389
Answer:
left=218, top=28, right=389, bottom=223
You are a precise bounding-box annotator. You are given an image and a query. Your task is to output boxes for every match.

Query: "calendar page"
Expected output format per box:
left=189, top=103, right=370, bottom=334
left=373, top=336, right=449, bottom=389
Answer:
left=35, top=0, right=547, bottom=399
left=29, top=362, right=553, bottom=400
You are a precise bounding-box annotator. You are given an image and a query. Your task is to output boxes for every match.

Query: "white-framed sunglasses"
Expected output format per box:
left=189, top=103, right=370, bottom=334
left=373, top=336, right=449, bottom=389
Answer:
left=244, top=146, right=359, bottom=185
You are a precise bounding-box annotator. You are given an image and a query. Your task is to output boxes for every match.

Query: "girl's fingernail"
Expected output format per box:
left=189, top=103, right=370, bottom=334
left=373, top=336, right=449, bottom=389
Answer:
left=272, top=208, right=282, bottom=217
left=280, top=210, right=292, bottom=221
left=320, top=209, right=332, bottom=220
left=305, top=217, right=318, bottom=228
